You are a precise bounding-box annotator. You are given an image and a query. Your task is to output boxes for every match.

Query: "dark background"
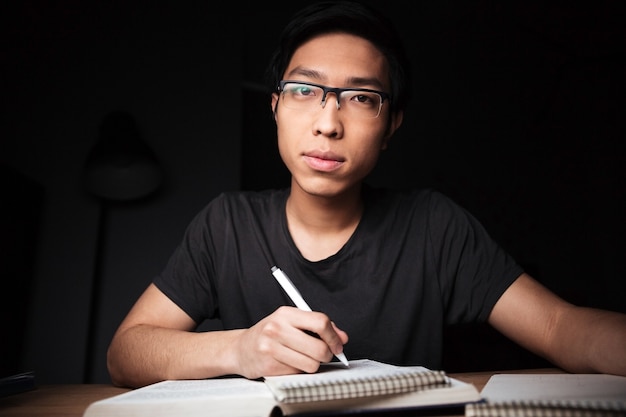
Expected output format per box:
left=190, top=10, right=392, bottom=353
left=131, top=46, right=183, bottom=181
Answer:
left=1, top=1, right=624, bottom=384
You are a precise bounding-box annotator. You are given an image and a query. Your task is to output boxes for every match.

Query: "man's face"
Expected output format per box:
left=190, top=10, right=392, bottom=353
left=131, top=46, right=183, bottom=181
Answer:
left=271, top=32, right=403, bottom=198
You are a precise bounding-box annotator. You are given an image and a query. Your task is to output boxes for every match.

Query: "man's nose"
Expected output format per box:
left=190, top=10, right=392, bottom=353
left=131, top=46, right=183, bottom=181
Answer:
left=321, top=91, right=341, bottom=110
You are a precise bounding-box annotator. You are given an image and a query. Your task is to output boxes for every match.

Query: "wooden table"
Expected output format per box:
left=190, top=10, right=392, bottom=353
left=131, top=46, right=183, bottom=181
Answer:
left=0, top=369, right=562, bottom=417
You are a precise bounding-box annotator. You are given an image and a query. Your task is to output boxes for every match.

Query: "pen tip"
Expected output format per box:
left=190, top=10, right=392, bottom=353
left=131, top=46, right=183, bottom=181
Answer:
left=336, top=353, right=349, bottom=367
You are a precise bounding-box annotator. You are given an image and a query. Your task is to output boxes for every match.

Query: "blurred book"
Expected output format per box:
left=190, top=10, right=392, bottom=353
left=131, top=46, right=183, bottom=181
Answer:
left=0, top=371, right=36, bottom=398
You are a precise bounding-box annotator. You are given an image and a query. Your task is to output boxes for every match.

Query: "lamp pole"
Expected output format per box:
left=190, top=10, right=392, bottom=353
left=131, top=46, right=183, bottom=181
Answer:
left=82, top=111, right=162, bottom=383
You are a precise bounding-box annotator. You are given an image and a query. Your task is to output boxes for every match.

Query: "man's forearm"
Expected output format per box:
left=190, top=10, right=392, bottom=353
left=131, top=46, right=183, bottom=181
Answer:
left=107, top=324, right=241, bottom=388
left=551, top=306, right=626, bottom=376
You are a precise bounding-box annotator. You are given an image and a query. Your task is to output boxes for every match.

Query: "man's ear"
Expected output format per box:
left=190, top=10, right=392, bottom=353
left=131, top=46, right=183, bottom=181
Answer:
left=271, top=93, right=279, bottom=120
left=381, top=110, right=404, bottom=150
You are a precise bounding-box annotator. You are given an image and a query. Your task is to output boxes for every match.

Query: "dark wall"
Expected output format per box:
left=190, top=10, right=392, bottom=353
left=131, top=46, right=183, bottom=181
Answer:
left=1, top=2, right=243, bottom=384
left=1, top=1, right=624, bottom=382
left=0, top=166, right=44, bottom=378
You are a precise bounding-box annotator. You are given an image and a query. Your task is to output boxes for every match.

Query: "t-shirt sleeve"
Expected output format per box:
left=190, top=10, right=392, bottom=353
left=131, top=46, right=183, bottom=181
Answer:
left=153, top=198, right=223, bottom=324
left=426, top=191, right=524, bottom=324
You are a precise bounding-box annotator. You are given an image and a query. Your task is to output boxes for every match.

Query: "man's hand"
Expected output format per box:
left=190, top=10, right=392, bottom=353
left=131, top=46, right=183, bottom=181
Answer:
left=233, top=306, right=349, bottom=379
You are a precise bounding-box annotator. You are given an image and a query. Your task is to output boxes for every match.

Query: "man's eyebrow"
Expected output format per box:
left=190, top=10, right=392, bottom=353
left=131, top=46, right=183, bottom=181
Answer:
left=344, top=76, right=386, bottom=90
left=284, top=67, right=325, bottom=81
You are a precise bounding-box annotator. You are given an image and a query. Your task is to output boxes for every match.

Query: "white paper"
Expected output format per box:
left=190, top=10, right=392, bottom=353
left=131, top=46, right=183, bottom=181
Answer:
left=481, top=373, right=626, bottom=404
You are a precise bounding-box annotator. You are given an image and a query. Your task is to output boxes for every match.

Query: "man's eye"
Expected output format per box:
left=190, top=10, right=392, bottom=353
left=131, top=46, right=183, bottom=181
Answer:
left=294, top=87, right=314, bottom=96
left=354, top=94, right=373, bottom=103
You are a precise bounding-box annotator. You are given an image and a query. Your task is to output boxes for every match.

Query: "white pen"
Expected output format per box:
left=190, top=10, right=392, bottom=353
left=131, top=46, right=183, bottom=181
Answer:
left=271, top=266, right=349, bottom=367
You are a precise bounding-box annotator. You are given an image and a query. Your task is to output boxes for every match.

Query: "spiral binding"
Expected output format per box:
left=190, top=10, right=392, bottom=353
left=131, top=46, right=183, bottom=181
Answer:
left=276, top=369, right=449, bottom=403
left=465, top=399, right=626, bottom=417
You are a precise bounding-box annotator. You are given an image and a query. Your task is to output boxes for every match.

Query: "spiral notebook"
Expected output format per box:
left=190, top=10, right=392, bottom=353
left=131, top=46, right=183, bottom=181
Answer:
left=465, top=373, right=626, bottom=417
left=83, top=359, right=482, bottom=417
left=264, top=359, right=449, bottom=403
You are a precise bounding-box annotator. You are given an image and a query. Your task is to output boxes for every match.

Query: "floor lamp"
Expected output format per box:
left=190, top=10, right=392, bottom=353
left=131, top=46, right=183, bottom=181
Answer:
left=81, top=111, right=163, bottom=383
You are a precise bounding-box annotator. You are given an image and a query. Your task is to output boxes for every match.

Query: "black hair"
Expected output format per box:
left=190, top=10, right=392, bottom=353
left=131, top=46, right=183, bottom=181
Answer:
left=264, top=1, right=411, bottom=114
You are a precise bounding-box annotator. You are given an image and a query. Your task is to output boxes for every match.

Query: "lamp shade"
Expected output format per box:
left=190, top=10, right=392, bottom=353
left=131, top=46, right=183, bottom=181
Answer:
left=83, top=111, right=163, bottom=201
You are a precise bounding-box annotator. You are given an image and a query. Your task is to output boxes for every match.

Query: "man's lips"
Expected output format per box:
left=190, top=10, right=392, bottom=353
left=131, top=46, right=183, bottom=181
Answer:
left=302, top=151, right=345, bottom=172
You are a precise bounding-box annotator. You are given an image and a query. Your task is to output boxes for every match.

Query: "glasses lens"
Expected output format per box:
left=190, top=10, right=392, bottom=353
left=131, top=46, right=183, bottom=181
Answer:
left=340, top=91, right=382, bottom=118
left=281, top=83, right=323, bottom=111
left=281, top=82, right=383, bottom=118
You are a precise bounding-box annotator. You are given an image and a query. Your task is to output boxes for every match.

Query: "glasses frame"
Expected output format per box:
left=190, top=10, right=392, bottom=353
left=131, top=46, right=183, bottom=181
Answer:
left=278, top=80, right=391, bottom=119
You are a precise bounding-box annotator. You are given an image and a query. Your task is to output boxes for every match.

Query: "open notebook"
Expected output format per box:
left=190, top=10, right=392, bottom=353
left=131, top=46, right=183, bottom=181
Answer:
left=84, top=359, right=482, bottom=417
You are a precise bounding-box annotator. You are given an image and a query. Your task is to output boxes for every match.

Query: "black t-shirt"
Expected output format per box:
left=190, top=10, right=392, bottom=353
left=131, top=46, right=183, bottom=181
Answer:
left=154, top=186, right=523, bottom=369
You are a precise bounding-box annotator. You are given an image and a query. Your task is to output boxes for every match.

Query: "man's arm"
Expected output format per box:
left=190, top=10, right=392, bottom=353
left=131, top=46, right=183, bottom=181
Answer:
left=106, top=283, right=348, bottom=388
left=488, top=273, right=626, bottom=376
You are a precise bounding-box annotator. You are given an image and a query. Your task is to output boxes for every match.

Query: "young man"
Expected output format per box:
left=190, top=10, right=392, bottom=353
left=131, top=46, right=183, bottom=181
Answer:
left=107, top=1, right=626, bottom=388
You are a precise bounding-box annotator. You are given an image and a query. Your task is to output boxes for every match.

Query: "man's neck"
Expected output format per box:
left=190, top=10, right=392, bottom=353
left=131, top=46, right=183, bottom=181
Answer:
left=285, top=183, right=364, bottom=262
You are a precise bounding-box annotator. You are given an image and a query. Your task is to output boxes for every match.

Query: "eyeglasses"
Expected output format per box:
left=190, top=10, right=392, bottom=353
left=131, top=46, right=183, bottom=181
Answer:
left=278, top=80, right=390, bottom=119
